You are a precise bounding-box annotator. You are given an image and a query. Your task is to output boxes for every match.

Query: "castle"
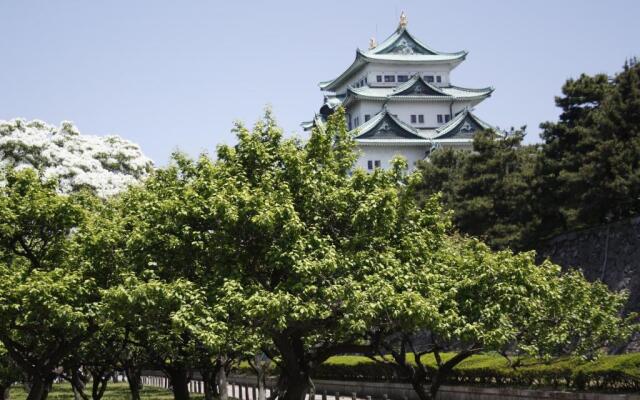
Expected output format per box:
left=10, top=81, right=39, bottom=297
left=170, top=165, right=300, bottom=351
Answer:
left=303, top=12, right=498, bottom=171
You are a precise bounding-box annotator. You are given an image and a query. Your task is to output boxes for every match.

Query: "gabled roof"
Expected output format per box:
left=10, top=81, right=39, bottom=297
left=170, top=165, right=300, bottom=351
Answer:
left=392, top=74, right=449, bottom=96
left=352, top=108, right=427, bottom=141
left=367, top=27, right=465, bottom=58
left=431, top=109, right=498, bottom=140
left=319, top=26, right=467, bottom=92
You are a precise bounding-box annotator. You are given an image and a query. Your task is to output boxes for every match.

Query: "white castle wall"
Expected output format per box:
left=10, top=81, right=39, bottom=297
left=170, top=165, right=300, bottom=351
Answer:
left=336, top=63, right=454, bottom=93
left=355, top=144, right=429, bottom=172
left=386, top=102, right=452, bottom=127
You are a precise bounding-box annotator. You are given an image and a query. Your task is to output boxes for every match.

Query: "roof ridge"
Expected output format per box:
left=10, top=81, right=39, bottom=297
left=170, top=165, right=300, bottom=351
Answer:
left=392, top=74, right=449, bottom=97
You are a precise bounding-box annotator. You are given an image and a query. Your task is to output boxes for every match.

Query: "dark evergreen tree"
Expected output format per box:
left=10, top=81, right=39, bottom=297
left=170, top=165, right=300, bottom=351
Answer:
left=538, top=59, right=640, bottom=233
left=417, top=60, right=640, bottom=250
left=417, top=129, right=539, bottom=250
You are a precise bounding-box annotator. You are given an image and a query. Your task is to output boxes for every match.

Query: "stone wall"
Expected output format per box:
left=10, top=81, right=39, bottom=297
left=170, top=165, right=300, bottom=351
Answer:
left=537, top=216, right=640, bottom=314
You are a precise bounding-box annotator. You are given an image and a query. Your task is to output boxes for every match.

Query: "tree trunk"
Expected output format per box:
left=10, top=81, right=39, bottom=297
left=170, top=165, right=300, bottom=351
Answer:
left=272, top=335, right=313, bottom=400
left=257, top=369, right=266, bottom=400
left=409, top=381, right=432, bottom=400
left=71, top=369, right=88, bottom=400
left=1, top=386, right=10, bottom=400
left=201, top=369, right=218, bottom=400
left=167, top=369, right=190, bottom=400
left=280, top=374, right=308, bottom=400
left=90, top=370, right=112, bottom=400
left=216, top=366, right=228, bottom=400
left=26, top=376, right=51, bottom=400
left=124, top=366, right=142, bottom=400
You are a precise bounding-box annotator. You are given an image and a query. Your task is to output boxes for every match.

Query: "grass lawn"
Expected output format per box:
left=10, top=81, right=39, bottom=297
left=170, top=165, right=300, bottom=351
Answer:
left=323, top=352, right=640, bottom=378
left=9, top=382, right=203, bottom=400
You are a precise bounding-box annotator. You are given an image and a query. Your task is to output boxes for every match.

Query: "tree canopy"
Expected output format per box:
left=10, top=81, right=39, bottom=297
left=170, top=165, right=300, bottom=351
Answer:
left=0, top=104, right=635, bottom=400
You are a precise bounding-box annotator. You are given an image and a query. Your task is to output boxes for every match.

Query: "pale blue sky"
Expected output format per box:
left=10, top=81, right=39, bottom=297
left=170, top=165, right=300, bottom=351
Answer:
left=1, top=1, right=638, bottom=165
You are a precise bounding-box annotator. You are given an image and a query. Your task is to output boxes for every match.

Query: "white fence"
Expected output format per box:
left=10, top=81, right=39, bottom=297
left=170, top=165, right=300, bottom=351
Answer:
left=140, top=374, right=640, bottom=400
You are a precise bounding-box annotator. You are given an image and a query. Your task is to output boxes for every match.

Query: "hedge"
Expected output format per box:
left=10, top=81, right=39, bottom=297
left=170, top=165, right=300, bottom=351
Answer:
left=236, top=353, right=640, bottom=392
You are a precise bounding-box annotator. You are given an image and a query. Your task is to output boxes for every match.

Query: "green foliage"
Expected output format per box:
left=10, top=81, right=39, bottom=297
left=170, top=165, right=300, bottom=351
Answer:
left=212, top=107, right=454, bottom=399
left=0, top=169, right=104, bottom=396
left=0, top=104, right=635, bottom=400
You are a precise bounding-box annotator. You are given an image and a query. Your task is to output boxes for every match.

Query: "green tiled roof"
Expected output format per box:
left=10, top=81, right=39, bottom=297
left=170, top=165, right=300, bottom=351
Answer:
left=343, top=75, right=493, bottom=106
left=319, top=27, right=467, bottom=92
left=348, top=108, right=499, bottom=145
left=431, top=108, right=499, bottom=139
left=366, top=28, right=466, bottom=58
left=352, top=108, right=426, bottom=141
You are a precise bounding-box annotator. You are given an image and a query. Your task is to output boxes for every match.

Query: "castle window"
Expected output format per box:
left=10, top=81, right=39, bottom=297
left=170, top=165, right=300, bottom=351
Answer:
left=374, top=160, right=381, bottom=168
left=411, top=115, right=417, bottom=123
left=376, top=75, right=382, bottom=82
left=384, top=75, right=396, bottom=82
left=398, top=75, right=409, bottom=82
left=437, top=114, right=443, bottom=123
left=445, top=115, right=451, bottom=122
left=436, top=75, right=442, bottom=83
left=418, top=115, right=424, bottom=123
left=364, top=114, right=371, bottom=122
left=425, top=75, right=434, bottom=83
left=367, top=160, right=373, bottom=170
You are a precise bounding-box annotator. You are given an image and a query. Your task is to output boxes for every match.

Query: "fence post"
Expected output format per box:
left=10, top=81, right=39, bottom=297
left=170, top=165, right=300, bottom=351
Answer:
left=351, top=393, right=357, bottom=400
left=322, top=390, right=327, bottom=400
left=309, top=385, right=316, bottom=400
left=335, top=392, right=340, bottom=400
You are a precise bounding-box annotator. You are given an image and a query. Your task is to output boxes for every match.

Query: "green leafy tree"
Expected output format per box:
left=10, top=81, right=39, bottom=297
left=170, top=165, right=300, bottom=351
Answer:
left=0, top=169, right=102, bottom=400
left=212, top=108, right=457, bottom=400
left=102, top=157, right=241, bottom=400
left=103, top=276, right=222, bottom=400
left=366, top=238, right=633, bottom=400
left=59, top=327, right=130, bottom=400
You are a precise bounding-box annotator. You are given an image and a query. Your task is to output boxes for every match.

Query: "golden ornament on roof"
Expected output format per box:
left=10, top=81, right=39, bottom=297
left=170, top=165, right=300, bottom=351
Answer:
left=399, top=11, right=408, bottom=29
left=369, top=37, right=377, bottom=49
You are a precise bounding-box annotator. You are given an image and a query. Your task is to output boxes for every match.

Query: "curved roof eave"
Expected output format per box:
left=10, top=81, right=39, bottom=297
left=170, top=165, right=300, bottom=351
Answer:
left=318, top=49, right=468, bottom=92
left=359, top=50, right=467, bottom=64
left=318, top=50, right=367, bottom=91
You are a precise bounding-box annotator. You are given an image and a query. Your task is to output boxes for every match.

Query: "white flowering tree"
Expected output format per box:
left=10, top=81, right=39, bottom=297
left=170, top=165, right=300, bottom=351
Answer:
left=0, top=119, right=153, bottom=197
